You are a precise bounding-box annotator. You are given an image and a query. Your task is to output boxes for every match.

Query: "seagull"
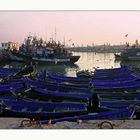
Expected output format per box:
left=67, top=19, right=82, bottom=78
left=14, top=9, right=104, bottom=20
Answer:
left=125, top=34, right=128, bottom=37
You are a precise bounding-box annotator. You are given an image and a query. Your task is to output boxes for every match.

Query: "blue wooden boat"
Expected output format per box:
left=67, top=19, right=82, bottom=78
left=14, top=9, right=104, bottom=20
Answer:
left=26, top=78, right=91, bottom=93
left=93, top=72, right=135, bottom=80
left=93, top=80, right=140, bottom=90
left=92, top=75, right=139, bottom=83
left=37, top=72, right=140, bottom=89
left=0, top=99, right=87, bottom=119
left=26, top=77, right=140, bottom=94
left=39, top=107, right=135, bottom=124
left=38, top=77, right=90, bottom=88
left=98, top=93, right=140, bottom=100
left=47, top=73, right=90, bottom=83
left=0, top=82, right=25, bottom=91
left=0, top=64, right=34, bottom=79
left=17, top=87, right=91, bottom=102
left=47, top=71, right=140, bottom=83
left=0, top=73, right=16, bottom=78
left=40, top=73, right=140, bottom=86
left=0, top=67, right=18, bottom=78
left=0, top=67, right=18, bottom=73
left=100, top=99, right=140, bottom=109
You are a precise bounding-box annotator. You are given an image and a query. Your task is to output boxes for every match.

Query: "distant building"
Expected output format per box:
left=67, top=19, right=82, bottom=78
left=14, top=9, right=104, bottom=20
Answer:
left=0, top=42, right=19, bottom=50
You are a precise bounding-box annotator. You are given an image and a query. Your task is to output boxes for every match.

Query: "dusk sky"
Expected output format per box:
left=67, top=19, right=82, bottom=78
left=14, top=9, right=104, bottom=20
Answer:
left=0, top=11, right=140, bottom=46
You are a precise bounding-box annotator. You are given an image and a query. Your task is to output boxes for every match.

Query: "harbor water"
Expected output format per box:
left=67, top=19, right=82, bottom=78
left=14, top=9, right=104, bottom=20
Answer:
left=0, top=52, right=121, bottom=76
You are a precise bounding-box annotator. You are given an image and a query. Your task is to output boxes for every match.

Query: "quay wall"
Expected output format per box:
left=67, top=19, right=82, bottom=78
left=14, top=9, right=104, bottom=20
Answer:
left=66, top=45, right=128, bottom=53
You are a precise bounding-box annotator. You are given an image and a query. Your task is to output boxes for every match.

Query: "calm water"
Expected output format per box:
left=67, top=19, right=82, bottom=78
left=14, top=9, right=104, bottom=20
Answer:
left=0, top=52, right=121, bottom=76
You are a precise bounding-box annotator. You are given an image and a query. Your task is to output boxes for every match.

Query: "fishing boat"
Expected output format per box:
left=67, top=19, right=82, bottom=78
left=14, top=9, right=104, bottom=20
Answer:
left=98, top=93, right=140, bottom=100
left=0, top=99, right=88, bottom=120
left=76, top=65, right=134, bottom=78
left=90, top=79, right=140, bottom=92
left=0, top=67, right=18, bottom=73
left=118, top=48, right=140, bottom=61
left=47, top=72, right=90, bottom=83
left=8, top=35, right=80, bottom=64
left=8, top=51, right=32, bottom=62
left=39, top=106, right=135, bottom=124
left=26, top=78, right=91, bottom=93
left=100, top=98, right=140, bottom=109
left=115, top=41, right=140, bottom=61
left=0, top=82, right=25, bottom=92
left=13, top=87, right=91, bottom=103
left=0, top=64, right=34, bottom=79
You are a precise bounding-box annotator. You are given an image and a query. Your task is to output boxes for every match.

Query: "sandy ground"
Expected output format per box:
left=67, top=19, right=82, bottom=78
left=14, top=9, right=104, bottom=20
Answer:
left=0, top=118, right=140, bottom=129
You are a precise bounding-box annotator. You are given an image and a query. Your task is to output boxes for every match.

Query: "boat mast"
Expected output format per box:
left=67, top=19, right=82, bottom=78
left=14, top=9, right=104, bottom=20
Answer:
left=54, top=27, right=57, bottom=42
left=63, top=37, right=65, bottom=46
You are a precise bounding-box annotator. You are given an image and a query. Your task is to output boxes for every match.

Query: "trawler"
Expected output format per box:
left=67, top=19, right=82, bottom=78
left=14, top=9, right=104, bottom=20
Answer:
left=115, top=40, right=140, bottom=61
left=8, top=35, right=80, bottom=64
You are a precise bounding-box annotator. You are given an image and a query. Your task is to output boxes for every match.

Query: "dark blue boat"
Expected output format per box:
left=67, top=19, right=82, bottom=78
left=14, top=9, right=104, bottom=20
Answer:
left=0, top=82, right=25, bottom=91
left=39, top=106, right=135, bottom=124
left=47, top=73, right=90, bottom=83
left=26, top=78, right=91, bottom=93
left=19, top=87, right=91, bottom=102
left=98, top=93, right=140, bottom=100
left=0, top=67, right=18, bottom=73
left=100, top=99, right=140, bottom=109
left=93, top=80, right=140, bottom=90
left=92, top=76, right=139, bottom=84
left=0, top=99, right=88, bottom=119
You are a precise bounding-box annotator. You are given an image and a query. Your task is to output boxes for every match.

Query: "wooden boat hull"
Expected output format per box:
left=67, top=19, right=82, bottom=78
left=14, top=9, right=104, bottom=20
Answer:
left=47, top=73, right=90, bottom=83
left=17, top=88, right=91, bottom=103
left=9, top=51, right=80, bottom=64
left=100, top=99, right=140, bottom=109
left=0, top=82, right=25, bottom=91
left=0, top=99, right=87, bottom=120
left=39, top=107, right=135, bottom=124
left=32, top=56, right=80, bottom=64
left=26, top=78, right=91, bottom=93
left=8, top=51, right=31, bottom=62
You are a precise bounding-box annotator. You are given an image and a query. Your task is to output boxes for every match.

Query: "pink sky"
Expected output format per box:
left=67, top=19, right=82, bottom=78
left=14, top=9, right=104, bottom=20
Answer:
left=0, top=11, right=140, bottom=45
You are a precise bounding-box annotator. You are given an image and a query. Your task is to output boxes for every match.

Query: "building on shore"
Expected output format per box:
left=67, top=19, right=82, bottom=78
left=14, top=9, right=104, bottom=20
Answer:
left=0, top=42, right=19, bottom=50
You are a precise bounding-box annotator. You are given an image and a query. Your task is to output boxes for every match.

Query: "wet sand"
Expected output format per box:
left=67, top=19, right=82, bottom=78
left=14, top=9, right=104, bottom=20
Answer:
left=0, top=118, right=140, bottom=129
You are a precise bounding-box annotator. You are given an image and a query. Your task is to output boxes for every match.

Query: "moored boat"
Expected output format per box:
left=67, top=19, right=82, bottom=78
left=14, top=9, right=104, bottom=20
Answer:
left=39, top=106, right=135, bottom=124
left=0, top=99, right=88, bottom=120
left=8, top=35, right=80, bottom=64
left=115, top=41, right=140, bottom=61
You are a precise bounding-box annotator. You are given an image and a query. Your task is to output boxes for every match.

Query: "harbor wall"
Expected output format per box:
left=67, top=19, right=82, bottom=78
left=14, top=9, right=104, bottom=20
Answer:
left=66, top=45, right=128, bottom=53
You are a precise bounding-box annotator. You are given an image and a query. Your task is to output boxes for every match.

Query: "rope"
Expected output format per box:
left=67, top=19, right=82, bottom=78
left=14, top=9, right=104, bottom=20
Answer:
left=20, top=119, right=126, bottom=129
left=97, top=120, right=126, bottom=129
left=20, top=119, right=40, bottom=128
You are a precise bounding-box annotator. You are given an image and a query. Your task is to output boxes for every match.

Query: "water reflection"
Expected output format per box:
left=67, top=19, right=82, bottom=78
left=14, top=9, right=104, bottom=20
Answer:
left=0, top=52, right=120, bottom=76
left=74, top=52, right=120, bottom=71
